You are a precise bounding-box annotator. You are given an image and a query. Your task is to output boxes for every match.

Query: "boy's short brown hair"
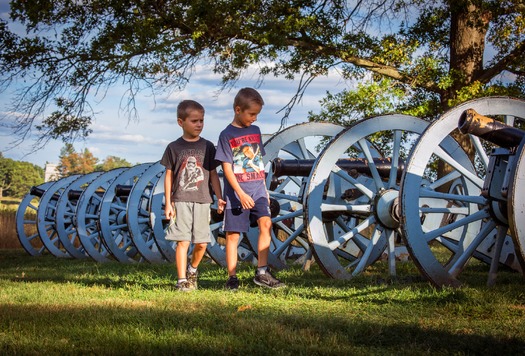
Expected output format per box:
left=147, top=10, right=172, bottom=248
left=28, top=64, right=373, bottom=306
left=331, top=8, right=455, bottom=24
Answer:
left=177, top=100, right=205, bottom=120
left=233, top=88, right=264, bottom=110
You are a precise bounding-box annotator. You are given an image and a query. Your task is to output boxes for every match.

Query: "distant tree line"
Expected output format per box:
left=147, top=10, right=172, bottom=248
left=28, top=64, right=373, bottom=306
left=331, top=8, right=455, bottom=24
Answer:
left=0, top=152, right=44, bottom=198
left=0, top=146, right=133, bottom=198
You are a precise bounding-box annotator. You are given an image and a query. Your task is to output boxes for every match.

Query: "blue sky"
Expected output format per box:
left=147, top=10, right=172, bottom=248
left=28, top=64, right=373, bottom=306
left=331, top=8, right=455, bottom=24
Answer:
left=0, top=1, right=349, bottom=168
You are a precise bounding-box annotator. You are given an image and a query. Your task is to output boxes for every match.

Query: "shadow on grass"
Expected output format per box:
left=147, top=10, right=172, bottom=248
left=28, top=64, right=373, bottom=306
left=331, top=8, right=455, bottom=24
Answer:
left=0, top=301, right=523, bottom=355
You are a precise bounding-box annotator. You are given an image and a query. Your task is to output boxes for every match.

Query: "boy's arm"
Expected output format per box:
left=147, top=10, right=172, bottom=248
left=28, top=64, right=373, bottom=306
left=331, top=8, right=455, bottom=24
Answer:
left=222, top=162, right=255, bottom=209
left=209, top=169, right=226, bottom=214
left=164, top=169, right=175, bottom=219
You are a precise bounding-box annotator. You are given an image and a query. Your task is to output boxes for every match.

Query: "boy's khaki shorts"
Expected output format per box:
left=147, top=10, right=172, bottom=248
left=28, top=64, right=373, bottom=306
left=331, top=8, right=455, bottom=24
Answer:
left=165, top=201, right=211, bottom=243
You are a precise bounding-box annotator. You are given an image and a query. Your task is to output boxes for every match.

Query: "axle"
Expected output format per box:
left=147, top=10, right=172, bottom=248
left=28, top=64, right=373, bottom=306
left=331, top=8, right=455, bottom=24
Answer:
left=272, top=157, right=404, bottom=179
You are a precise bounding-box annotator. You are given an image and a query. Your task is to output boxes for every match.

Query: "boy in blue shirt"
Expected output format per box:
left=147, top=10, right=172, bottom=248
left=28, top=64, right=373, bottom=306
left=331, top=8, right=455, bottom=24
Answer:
left=215, top=88, right=286, bottom=290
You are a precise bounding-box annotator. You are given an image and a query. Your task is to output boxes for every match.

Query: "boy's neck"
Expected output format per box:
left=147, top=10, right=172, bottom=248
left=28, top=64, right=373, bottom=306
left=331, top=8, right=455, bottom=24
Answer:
left=181, top=134, right=200, bottom=142
left=231, top=119, right=250, bottom=128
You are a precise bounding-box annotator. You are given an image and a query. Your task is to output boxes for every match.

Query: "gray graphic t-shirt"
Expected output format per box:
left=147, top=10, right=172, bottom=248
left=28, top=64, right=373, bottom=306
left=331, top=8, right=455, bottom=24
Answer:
left=160, top=137, right=218, bottom=204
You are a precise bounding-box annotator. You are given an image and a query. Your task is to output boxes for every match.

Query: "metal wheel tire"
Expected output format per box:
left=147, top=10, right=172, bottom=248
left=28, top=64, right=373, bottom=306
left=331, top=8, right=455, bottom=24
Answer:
left=16, top=181, right=54, bottom=256
left=126, top=162, right=167, bottom=263
left=246, top=122, right=345, bottom=270
left=36, top=175, right=81, bottom=257
left=76, top=168, right=128, bottom=262
left=507, top=137, right=525, bottom=270
left=55, top=171, right=105, bottom=259
left=98, top=163, right=152, bottom=263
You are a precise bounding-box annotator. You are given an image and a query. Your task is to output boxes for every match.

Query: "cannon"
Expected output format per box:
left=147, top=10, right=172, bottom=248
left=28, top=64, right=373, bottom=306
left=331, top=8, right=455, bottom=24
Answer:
left=399, top=96, right=525, bottom=287
left=15, top=97, right=525, bottom=290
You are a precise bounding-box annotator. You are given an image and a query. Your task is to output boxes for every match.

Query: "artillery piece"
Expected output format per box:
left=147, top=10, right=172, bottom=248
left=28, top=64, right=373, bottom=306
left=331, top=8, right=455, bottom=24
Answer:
left=400, top=96, right=525, bottom=287
left=15, top=96, right=525, bottom=289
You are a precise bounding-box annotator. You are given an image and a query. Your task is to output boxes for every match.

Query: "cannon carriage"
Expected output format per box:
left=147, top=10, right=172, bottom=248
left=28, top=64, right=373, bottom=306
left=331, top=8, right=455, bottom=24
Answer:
left=16, top=97, right=525, bottom=288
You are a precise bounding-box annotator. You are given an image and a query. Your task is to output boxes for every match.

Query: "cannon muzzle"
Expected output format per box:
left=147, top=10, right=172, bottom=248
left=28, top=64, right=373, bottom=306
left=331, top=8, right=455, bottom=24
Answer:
left=458, top=109, right=524, bottom=148
left=272, top=157, right=404, bottom=179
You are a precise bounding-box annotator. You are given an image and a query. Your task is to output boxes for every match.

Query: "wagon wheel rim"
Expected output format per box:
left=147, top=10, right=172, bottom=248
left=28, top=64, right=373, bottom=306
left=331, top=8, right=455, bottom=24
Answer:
left=36, top=175, right=82, bottom=258
left=400, top=96, right=525, bottom=287
left=16, top=181, right=54, bottom=256
left=76, top=167, right=128, bottom=262
left=55, top=171, right=105, bottom=259
left=242, top=122, right=345, bottom=271
left=126, top=161, right=167, bottom=263
left=98, top=163, right=152, bottom=263
left=304, top=115, right=429, bottom=279
left=508, top=136, right=525, bottom=269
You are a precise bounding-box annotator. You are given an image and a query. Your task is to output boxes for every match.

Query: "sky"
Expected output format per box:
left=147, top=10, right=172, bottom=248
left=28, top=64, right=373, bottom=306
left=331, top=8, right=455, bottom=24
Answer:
left=0, top=1, right=350, bottom=168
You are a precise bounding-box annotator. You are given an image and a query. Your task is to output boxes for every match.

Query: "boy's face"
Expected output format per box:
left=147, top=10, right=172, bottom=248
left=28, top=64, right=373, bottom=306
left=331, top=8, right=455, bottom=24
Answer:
left=178, top=109, right=204, bottom=139
left=234, top=102, right=262, bottom=128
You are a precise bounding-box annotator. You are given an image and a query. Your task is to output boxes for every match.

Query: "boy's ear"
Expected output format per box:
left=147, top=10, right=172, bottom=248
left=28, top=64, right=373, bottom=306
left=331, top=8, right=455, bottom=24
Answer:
left=177, top=117, right=184, bottom=127
left=234, top=105, right=242, bottom=114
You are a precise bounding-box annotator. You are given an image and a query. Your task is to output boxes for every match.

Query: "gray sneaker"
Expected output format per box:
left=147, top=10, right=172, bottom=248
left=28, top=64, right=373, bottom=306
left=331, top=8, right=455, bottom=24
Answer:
left=187, top=270, right=198, bottom=289
left=176, top=280, right=195, bottom=292
left=253, top=270, right=286, bottom=289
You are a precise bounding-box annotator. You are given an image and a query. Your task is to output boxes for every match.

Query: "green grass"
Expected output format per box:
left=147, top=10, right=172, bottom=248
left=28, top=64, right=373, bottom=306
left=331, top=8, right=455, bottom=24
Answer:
left=1, top=249, right=524, bottom=355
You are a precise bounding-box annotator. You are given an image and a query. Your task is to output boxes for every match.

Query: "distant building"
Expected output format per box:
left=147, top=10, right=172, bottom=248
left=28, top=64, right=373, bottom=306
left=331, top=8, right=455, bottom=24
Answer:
left=44, top=163, right=60, bottom=182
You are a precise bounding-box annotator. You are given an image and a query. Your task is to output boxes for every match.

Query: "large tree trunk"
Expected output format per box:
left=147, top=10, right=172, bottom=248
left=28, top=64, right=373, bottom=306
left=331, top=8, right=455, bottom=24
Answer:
left=439, top=1, right=491, bottom=179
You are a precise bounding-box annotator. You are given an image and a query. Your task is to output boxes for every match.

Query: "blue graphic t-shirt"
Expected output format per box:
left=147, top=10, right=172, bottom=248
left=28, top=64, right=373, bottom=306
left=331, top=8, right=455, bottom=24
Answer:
left=215, top=124, right=267, bottom=209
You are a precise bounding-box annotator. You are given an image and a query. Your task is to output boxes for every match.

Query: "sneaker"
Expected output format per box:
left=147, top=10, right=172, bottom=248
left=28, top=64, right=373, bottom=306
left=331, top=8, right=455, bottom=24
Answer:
left=225, top=275, right=239, bottom=291
left=187, top=270, right=198, bottom=290
left=176, top=280, right=195, bottom=292
left=253, top=270, right=286, bottom=289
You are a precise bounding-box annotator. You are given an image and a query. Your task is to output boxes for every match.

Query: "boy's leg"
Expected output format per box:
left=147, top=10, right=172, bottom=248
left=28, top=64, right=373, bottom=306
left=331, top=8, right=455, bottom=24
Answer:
left=190, top=242, right=207, bottom=268
left=252, top=202, right=285, bottom=289
left=176, top=241, right=190, bottom=280
left=225, top=231, right=240, bottom=276
left=256, top=216, right=272, bottom=268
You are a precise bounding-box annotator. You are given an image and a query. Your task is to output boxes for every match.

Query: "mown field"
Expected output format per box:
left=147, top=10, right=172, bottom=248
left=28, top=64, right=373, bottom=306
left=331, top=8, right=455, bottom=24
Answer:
left=1, top=251, right=525, bottom=354
left=1, top=200, right=525, bottom=355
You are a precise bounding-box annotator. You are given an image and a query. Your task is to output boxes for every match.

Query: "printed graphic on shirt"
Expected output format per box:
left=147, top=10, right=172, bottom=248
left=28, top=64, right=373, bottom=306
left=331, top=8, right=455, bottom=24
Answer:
left=179, top=155, right=205, bottom=191
left=229, top=134, right=265, bottom=183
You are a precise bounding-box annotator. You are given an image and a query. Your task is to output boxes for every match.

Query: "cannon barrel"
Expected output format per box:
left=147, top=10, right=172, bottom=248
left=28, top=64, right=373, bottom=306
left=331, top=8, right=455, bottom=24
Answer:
left=272, top=157, right=404, bottom=179
left=458, top=109, right=524, bottom=148
left=115, top=184, right=132, bottom=197
left=29, top=186, right=46, bottom=198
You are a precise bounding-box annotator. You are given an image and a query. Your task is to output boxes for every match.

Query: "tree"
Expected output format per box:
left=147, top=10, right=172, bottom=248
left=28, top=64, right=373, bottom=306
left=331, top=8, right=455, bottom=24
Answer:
left=1, top=0, right=524, bottom=152
left=95, top=156, right=133, bottom=171
left=58, top=144, right=98, bottom=175
left=0, top=155, right=44, bottom=198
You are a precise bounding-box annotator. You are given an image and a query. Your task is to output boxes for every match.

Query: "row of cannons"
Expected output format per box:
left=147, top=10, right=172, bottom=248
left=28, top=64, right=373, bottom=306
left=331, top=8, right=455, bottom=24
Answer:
left=16, top=97, right=525, bottom=288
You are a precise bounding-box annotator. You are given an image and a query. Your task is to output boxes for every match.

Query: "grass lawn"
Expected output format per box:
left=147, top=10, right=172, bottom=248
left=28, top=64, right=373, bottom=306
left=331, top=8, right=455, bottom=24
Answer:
left=1, top=249, right=524, bottom=355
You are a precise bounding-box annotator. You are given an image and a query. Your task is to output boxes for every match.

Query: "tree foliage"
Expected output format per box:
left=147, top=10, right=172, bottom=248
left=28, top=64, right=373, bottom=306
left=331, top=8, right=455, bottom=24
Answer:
left=58, top=144, right=98, bottom=176
left=0, top=0, right=524, bottom=147
left=95, top=156, right=133, bottom=171
left=0, top=154, right=44, bottom=198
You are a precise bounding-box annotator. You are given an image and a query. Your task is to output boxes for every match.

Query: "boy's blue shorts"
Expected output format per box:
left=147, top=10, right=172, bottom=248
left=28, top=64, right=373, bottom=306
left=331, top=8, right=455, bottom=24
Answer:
left=223, top=197, right=271, bottom=233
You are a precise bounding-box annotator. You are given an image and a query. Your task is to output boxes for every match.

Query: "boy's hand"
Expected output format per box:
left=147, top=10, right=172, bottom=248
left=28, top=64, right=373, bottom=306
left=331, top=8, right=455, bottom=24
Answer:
left=239, top=192, right=255, bottom=209
left=217, top=199, right=226, bottom=214
left=164, top=203, right=175, bottom=220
